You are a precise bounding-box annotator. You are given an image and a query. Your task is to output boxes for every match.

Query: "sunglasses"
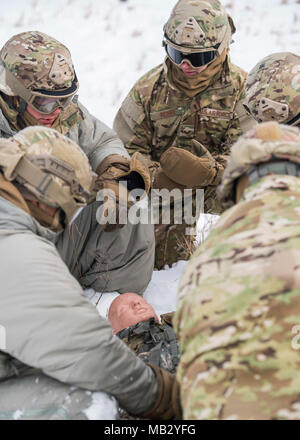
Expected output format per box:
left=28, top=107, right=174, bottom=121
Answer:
left=165, top=44, right=217, bottom=68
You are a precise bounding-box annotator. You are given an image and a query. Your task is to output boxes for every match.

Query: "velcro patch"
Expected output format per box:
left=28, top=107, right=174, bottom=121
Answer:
left=122, top=95, right=145, bottom=129
left=200, top=108, right=232, bottom=120
left=150, top=109, right=177, bottom=121
left=159, top=109, right=177, bottom=118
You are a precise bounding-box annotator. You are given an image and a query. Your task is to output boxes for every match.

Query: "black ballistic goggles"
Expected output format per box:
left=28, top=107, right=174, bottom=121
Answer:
left=166, top=44, right=217, bottom=68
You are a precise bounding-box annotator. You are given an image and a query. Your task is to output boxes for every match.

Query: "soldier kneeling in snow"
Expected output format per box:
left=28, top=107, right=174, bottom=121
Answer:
left=174, top=122, right=300, bottom=420
left=0, top=126, right=181, bottom=420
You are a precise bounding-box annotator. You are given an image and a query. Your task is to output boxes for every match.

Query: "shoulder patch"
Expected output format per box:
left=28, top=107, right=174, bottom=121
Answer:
left=121, top=95, right=145, bottom=130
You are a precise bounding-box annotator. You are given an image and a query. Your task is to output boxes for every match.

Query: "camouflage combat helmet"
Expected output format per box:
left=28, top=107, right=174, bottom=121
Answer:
left=0, top=31, right=79, bottom=114
left=0, top=126, right=96, bottom=225
left=245, top=52, right=300, bottom=126
left=218, top=122, right=300, bottom=208
left=163, top=0, right=235, bottom=56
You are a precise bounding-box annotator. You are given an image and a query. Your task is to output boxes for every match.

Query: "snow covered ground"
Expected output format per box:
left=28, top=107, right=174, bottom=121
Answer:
left=0, top=0, right=299, bottom=419
left=1, top=0, right=299, bottom=126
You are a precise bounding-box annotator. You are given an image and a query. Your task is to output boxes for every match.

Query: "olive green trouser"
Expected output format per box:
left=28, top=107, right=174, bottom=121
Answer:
left=56, top=201, right=155, bottom=295
left=0, top=374, right=117, bottom=420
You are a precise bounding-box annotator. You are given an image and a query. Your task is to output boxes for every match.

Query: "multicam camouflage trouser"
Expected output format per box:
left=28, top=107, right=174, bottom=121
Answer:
left=154, top=186, right=221, bottom=269
left=154, top=222, right=195, bottom=270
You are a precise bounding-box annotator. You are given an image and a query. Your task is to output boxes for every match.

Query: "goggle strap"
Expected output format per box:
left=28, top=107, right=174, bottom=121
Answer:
left=288, top=112, right=300, bottom=127
left=164, top=39, right=217, bottom=54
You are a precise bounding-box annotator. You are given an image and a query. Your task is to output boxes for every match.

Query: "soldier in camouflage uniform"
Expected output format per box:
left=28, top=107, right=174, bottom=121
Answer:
left=174, top=121, right=300, bottom=419
left=0, top=31, right=155, bottom=297
left=114, top=0, right=255, bottom=269
left=244, top=52, right=300, bottom=127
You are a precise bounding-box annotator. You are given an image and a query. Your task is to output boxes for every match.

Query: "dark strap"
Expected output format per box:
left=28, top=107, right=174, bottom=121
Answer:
left=117, top=318, right=179, bottom=368
left=19, top=98, right=27, bottom=118
left=287, top=112, right=300, bottom=127
left=148, top=320, right=179, bottom=367
left=148, top=341, right=163, bottom=366
left=163, top=326, right=179, bottom=367
left=117, top=319, right=151, bottom=341
left=247, top=160, right=300, bottom=185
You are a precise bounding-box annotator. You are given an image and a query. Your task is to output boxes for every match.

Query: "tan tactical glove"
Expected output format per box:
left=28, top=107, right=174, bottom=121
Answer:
left=160, top=140, right=224, bottom=188
left=149, top=160, right=186, bottom=192
left=138, top=364, right=182, bottom=420
left=95, top=153, right=151, bottom=231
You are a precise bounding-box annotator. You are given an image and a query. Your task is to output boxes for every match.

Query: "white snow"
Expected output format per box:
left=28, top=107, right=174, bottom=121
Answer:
left=12, top=409, right=24, bottom=420
left=0, top=0, right=299, bottom=126
left=1, top=0, right=299, bottom=420
left=83, top=392, right=118, bottom=420
left=144, top=260, right=188, bottom=317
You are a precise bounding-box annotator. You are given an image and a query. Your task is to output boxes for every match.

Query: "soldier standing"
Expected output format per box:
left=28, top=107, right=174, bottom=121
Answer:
left=114, top=0, right=255, bottom=269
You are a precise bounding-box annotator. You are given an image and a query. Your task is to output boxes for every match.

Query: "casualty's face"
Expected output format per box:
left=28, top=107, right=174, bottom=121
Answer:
left=108, top=292, right=159, bottom=334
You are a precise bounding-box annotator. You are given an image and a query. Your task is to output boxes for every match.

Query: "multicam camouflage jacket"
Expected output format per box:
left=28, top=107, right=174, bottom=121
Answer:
left=114, top=58, right=255, bottom=214
left=117, top=313, right=179, bottom=373
left=174, top=174, right=300, bottom=420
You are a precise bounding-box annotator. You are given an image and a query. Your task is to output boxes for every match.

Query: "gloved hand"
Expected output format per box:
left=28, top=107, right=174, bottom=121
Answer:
left=147, top=160, right=186, bottom=192
left=96, top=180, right=130, bottom=232
left=152, top=165, right=186, bottom=192
left=137, top=364, right=182, bottom=420
left=95, top=153, right=151, bottom=231
left=159, top=140, right=224, bottom=188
